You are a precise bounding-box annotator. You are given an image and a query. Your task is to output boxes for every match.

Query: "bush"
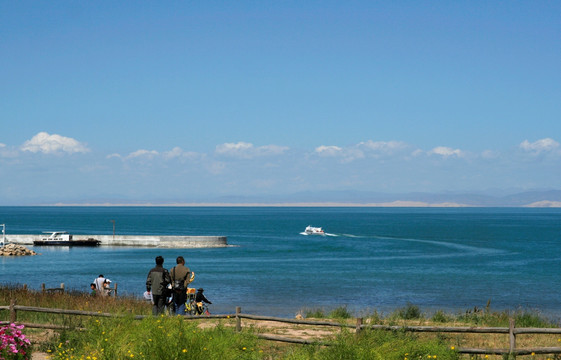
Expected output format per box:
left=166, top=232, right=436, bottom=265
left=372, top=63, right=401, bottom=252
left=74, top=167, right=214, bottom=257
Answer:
left=329, top=306, right=352, bottom=319
left=391, top=303, right=423, bottom=320
left=304, top=308, right=326, bottom=318
left=431, top=310, right=452, bottom=323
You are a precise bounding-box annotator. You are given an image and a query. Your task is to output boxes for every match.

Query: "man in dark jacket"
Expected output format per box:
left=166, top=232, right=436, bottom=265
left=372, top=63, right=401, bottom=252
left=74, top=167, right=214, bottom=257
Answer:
left=146, top=255, right=171, bottom=315
left=195, top=288, right=212, bottom=315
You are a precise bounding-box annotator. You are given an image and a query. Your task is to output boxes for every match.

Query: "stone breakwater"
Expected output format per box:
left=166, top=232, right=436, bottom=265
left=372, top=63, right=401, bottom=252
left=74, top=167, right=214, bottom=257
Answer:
left=4, top=234, right=228, bottom=248
left=0, top=244, right=37, bottom=256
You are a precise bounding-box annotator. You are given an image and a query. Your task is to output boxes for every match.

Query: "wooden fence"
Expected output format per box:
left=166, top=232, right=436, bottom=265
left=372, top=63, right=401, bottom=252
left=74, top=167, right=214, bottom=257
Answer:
left=22, top=282, right=118, bottom=296
left=2, top=302, right=561, bottom=358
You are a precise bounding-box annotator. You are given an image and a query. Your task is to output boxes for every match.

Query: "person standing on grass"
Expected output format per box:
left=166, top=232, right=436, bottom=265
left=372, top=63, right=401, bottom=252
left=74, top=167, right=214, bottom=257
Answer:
left=93, top=274, right=107, bottom=297
left=146, top=255, right=171, bottom=315
left=170, top=256, right=191, bottom=315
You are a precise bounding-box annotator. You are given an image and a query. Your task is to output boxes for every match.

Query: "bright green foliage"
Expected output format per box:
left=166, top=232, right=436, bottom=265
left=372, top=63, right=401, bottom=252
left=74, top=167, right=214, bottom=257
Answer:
left=284, top=330, right=460, bottom=360
left=304, top=308, right=326, bottom=318
left=46, top=316, right=262, bottom=360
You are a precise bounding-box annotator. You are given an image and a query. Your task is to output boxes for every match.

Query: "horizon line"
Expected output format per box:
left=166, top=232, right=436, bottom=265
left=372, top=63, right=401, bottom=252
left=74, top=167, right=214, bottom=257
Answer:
left=4, top=200, right=561, bottom=208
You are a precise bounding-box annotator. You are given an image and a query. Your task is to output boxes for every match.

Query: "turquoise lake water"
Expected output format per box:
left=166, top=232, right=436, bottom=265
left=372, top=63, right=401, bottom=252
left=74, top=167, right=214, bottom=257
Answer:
left=1, top=206, right=560, bottom=319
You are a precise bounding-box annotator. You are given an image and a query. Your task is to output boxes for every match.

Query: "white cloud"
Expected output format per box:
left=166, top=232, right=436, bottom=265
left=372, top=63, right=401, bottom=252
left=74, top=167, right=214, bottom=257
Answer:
left=0, top=143, right=18, bottom=158
left=21, top=132, right=90, bottom=154
left=314, top=145, right=343, bottom=157
left=315, top=140, right=409, bottom=162
left=411, top=149, right=424, bottom=157
left=428, top=146, right=463, bottom=158
left=106, top=153, right=122, bottom=160
left=215, top=142, right=288, bottom=158
left=163, top=147, right=184, bottom=159
left=519, top=138, right=559, bottom=154
left=314, top=145, right=364, bottom=162
left=163, top=147, right=201, bottom=161
left=126, top=149, right=159, bottom=160
left=107, top=147, right=202, bottom=162
left=358, top=140, right=408, bottom=153
left=257, top=144, right=290, bottom=156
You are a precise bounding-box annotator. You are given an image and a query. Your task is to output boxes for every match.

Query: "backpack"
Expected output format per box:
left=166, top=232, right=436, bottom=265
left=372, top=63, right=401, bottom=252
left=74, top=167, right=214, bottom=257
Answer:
left=171, top=267, right=189, bottom=293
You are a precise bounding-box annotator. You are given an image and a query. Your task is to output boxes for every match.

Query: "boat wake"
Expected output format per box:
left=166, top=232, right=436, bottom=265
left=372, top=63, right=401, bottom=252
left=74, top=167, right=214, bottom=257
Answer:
left=299, top=231, right=338, bottom=237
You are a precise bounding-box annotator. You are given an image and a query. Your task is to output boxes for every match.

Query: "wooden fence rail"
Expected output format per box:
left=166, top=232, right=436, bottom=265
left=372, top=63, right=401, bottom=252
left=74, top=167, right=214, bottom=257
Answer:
left=2, top=302, right=561, bottom=358
left=10, top=283, right=118, bottom=296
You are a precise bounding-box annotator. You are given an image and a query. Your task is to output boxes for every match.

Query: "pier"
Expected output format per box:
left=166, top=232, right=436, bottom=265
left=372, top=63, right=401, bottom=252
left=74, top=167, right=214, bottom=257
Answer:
left=3, top=234, right=228, bottom=248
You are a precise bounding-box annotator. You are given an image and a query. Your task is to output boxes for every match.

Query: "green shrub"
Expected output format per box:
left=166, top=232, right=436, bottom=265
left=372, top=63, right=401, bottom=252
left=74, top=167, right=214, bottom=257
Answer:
left=329, top=306, right=352, bottom=319
left=365, top=310, right=382, bottom=324
left=391, top=303, right=423, bottom=320
left=304, top=308, right=326, bottom=318
left=514, top=311, right=555, bottom=328
left=431, top=310, right=452, bottom=323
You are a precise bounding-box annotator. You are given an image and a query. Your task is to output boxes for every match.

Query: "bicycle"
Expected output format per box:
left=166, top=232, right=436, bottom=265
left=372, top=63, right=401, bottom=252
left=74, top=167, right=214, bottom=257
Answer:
left=183, top=288, right=211, bottom=316
left=185, top=297, right=198, bottom=315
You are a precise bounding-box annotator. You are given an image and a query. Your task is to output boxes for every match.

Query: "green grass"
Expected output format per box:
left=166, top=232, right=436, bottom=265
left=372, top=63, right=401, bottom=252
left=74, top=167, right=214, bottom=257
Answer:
left=0, top=284, right=151, bottom=327
left=46, top=315, right=263, bottom=360
left=283, top=329, right=460, bottom=360
left=42, top=316, right=462, bottom=360
left=2, top=285, right=560, bottom=359
left=303, top=306, right=352, bottom=320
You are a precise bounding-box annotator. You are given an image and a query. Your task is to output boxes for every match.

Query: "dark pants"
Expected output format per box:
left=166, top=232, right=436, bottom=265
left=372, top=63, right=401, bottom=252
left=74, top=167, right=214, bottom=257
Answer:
left=173, top=291, right=187, bottom=315
left=152, top=294, right=166, bottom=315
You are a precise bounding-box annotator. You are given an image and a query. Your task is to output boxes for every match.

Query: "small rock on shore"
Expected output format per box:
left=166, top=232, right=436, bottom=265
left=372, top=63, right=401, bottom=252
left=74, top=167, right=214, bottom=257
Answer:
left=0, top=243, right=37, bottom=256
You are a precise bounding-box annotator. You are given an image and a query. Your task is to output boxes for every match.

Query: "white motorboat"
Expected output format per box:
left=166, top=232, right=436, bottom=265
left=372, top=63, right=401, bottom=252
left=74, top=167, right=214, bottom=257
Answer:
left=33, top=231, right=101, bottom=246
left=304, top=226, right=325, bottom=235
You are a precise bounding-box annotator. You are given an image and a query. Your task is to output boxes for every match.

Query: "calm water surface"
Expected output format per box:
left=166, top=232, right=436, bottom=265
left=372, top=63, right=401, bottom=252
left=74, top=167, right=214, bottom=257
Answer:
left=1, top=206, right=560, bottom=319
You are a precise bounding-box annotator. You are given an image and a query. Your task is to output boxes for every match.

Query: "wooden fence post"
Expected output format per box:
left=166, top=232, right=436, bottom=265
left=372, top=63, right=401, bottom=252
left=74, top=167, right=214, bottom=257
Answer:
left=355, top=318, right=363, bottom=335
left=23, top=284, right=27, bottom=291
left=509, top=317, right=516, bottom=359
left=9, top=298, right=17, bottom=323
left=235, top=306, right=242, bottom=332
left=114, top=283, right=118, bottom=297
left=41, top=283, right=45, bottom=293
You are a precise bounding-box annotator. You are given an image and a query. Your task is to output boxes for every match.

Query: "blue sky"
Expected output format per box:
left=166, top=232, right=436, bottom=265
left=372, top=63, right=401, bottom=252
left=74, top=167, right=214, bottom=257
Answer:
left=1, top=1, right=560, bottom=204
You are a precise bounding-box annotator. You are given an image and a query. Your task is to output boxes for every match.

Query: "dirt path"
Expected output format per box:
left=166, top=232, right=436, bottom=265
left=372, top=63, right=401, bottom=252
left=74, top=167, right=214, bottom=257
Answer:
left=32, top=352, right=49, bottom=360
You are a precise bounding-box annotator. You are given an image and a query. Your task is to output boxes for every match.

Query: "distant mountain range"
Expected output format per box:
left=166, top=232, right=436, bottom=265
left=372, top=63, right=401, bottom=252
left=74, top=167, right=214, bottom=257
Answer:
left=205, top=189, right=561, bottom=207
left=32, top=189, right=561, bottom=207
